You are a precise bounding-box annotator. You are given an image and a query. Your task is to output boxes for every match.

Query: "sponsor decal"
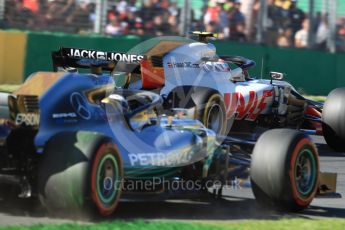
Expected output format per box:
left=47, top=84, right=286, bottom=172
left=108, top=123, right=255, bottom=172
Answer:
left=66, top=48, right=144, bottom=63
left=224, top=90, right=273, bottom=121
left=201, top=62, right=231, bottom=72
left=70, top=92, right=91, bottom=120
left=15, top=113, right=40, bottom=126
left=128, top=151, right=193, bottom=166
left=167, top=61, right=200, bottom=69
left=52, top=113, right=77, bottom=119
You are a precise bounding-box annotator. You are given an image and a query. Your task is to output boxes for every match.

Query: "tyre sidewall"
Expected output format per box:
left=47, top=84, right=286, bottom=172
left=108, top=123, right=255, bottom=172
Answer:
left=251, top=129, right=319, bottom=210
left=322, top=88, right=345, bottom=151
left=38, top=132, right=122, bottom=217
left=90, top=142, right=123, bottom=216
left=196, top=92, right=227, bottom=136
left=285, top=136, right=319, bottom=209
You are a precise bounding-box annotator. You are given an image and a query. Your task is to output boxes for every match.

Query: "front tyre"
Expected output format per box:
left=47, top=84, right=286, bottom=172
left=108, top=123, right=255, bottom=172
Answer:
left=322, top=88, right=345, bottom=152
left=250, top=129, right=319, bottom=211
left=38, top=132, right=123, bottom=217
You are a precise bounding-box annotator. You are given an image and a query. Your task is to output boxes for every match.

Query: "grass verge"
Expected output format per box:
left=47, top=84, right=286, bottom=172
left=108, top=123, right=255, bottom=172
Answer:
left=1, top=219, right=345, bottom=230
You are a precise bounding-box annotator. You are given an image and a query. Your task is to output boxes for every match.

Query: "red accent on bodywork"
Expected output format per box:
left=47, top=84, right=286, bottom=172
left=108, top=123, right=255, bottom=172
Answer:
left=247, top=90, right=272, bottom=121
left=224, top=93, right=238, bottom=118
left=263, top=90, right=273, bottom=97
left=141, top=59, right=165, bottom=89
left=236, top=91, right=255, bottom=120
left=248, top=94, right=259, bottom=115
left=234, top=89, right=273, bottom=121
left=306, top=106, right=323, bottom=135
left=306, top=106, right=322, bottom=117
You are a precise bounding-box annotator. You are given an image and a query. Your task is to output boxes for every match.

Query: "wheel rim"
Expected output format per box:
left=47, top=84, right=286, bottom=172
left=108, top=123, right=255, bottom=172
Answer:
left=206, top=103, right=223, bottom=134
left=96, top=153, right=120, bottom=204
left=294, top=149, right=317, bottom=196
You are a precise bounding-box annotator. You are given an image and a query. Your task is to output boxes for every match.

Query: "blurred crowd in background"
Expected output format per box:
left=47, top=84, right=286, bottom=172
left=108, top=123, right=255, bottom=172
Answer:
left=202, top=0, right=345, bottom=52
left=1, top=0, right=345, bottom=52
left=2, top=0, right=97, bottom=33
left=1, top=0, right=182, bottom=35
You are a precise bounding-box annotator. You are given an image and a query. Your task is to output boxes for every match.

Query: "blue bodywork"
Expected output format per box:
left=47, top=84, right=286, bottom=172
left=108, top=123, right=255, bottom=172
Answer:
left=17, top=72, right=217, bottom=178
left=0, top=124, right=10, bottom=141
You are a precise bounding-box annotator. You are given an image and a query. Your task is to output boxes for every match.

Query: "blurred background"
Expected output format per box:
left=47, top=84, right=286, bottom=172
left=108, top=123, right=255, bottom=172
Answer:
left=1, top=0, right=345, bottom=53
left=0, top=0, right=345, bottom=95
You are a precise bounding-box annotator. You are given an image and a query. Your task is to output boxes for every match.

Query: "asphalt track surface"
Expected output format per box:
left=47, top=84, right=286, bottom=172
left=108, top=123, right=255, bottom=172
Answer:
left=0, top=136, right=344, bottom=226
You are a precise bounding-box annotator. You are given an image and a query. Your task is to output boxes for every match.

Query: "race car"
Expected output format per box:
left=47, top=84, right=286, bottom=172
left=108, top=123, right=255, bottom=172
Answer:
left=0, top=38, right=337, bottom=217
left=52, top=32, right=345, bottom=152
left=0, top=70, right=216, bottom=215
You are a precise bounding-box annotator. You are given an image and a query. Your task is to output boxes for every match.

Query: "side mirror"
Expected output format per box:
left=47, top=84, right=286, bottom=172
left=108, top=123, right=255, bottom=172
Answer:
left=270, top=71, right=284, bottom=81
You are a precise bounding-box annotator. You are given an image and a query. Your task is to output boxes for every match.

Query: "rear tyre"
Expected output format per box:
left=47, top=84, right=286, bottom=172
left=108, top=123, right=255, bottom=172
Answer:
left=195, top=92, right=227, bottom=137
left=38, top=132, right=122, bottom=217
left=168, top=87, right=228, bottom=137
left=250, top=129, right=319, bottom=211
left=322, top=88, right=345, bottom=152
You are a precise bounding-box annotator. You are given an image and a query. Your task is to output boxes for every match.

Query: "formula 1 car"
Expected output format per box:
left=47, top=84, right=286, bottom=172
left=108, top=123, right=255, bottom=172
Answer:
left=52, top=32, right=345, bottom=152
left=0, top=68, right=326, bottom=216
left=0, top=70, right=218, bottom=215
left=0, top=38, right=337, bottom=217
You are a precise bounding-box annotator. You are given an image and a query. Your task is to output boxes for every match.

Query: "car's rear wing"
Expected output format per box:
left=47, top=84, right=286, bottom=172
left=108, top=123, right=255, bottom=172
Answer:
left=51, top=47, right=145, bottom=73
